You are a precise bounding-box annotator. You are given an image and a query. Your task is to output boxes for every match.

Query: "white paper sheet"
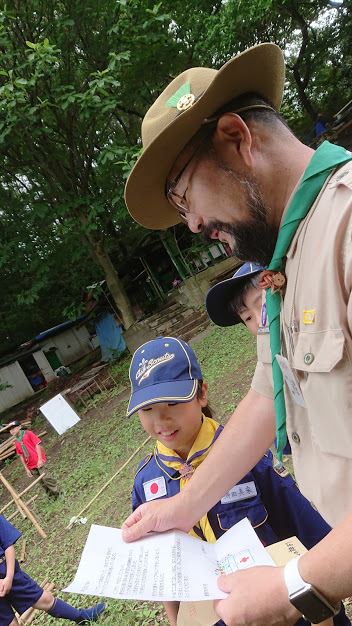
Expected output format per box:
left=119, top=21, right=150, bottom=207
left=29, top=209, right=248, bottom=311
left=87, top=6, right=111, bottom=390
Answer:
left=40, top=393, right=80, bottom=435
left=64, top=518, right=274, bottom=601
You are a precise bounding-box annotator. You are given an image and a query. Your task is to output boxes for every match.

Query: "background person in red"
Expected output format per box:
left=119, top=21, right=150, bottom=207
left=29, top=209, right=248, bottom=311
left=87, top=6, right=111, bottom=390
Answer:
left=7, top=421, right=59, bottom=497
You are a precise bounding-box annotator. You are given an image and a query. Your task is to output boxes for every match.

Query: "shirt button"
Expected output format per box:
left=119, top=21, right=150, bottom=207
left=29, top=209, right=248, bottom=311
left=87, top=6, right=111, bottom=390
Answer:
left=303, top=352, right=314, bottom=365
left=292, top=432, right=301, bottom=444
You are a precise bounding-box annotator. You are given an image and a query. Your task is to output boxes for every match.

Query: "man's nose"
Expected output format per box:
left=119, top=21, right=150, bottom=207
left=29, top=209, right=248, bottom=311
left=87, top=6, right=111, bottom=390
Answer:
left=187, top=213, right=204, bottom=233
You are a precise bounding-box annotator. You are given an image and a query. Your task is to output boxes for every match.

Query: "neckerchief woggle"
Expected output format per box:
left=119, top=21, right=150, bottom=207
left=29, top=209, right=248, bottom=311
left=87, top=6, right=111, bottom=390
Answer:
left=156, top=415, right=222, bottom=543
left=266, top=141, right=352, bottom=460
left=16, top=429, right=30, bottom=460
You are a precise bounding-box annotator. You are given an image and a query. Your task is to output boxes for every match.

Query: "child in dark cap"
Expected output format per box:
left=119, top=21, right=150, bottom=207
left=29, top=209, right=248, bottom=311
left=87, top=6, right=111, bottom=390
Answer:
left=127, top=336, right=347, bottom=626
left=206, top=261, right=265, bottom=333
left=206, top=261, right=291, bottom=458
left=0, top=515, right=105, bottom=626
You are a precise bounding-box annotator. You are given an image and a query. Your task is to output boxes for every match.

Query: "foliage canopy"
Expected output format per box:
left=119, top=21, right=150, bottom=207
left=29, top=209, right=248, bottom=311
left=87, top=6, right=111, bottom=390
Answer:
left=0, top=0, right=351, bottom=354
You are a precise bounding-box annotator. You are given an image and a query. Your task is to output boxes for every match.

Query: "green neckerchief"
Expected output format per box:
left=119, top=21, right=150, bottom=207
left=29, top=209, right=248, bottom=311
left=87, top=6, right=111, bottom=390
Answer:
left=16, top=428, right=30, bottom=460
left=266, top=141, right=352, bottom=460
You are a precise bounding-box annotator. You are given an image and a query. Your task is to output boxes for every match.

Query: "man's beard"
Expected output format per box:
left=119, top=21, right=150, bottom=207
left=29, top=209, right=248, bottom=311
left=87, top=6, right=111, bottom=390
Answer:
left=203, top=169, right=278, bottom=266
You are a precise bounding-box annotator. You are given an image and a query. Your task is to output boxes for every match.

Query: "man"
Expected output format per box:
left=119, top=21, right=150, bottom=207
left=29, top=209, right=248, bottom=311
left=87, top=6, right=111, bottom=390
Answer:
left=123, top=44, right=352, bottom=626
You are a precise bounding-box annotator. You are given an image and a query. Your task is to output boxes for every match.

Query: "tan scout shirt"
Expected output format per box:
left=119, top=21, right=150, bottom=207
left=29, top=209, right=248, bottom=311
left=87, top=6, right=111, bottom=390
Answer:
left=251, top=162, right=352, bottom=528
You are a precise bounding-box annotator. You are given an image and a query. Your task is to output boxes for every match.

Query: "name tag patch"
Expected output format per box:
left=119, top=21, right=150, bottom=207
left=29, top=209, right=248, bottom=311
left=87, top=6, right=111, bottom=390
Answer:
left=143, top=476, right=167, bottom=501
left=221, top=481, right=257, bottom=504
left=276, top=355, right=306, bottom=408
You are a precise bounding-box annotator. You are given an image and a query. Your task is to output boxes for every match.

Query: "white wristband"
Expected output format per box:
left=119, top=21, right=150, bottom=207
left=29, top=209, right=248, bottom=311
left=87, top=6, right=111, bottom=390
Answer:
left=284, top=556, right=308, bottom=596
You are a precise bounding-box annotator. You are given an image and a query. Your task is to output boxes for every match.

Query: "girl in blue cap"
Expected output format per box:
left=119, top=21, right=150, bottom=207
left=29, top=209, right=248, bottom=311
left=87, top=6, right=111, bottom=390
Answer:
left=0, top=515, right=105, bottom=626
left=127, top=336, right=348, bottom=626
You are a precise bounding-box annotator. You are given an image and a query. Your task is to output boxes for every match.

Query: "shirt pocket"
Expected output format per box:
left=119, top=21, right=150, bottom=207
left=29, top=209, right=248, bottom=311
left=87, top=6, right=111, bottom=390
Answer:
left=216, top=498, right=268, bottom=532
left=292, top=328, right=352, bottom=458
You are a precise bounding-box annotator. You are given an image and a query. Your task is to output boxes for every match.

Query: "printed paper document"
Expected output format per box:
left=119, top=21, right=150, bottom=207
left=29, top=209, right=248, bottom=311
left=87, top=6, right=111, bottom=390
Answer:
left=64, top=518, right=274, bottom=601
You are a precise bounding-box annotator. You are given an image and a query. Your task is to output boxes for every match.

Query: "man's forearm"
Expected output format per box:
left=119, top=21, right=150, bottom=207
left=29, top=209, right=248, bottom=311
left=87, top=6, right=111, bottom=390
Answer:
left=179, top=389, right=275, bottom=524
left=300, top=513, right=352, bottom=604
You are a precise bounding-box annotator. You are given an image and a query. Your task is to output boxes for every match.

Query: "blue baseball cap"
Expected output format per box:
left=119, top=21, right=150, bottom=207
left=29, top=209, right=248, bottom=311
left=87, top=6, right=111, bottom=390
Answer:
left=127, top=336, right=203, bottom=417
left=205, top=262, right=264, bottom=327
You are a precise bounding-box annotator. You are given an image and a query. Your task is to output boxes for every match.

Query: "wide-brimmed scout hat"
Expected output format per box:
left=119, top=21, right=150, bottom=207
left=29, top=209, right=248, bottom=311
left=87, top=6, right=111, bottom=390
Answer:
left=127, top=336, right=203, bottom=417
left=206, top=262, right=264, bottom=327
left=125, top=43, right=285, bottom=230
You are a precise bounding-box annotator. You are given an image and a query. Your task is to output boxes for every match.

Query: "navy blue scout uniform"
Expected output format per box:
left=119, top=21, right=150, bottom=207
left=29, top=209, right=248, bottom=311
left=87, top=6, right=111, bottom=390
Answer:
left=0, top=515, right=104, bottom=626
left=128, top=337, right=348, bottom=625
left=132, top=425, right=350, bottom=626
left=0, top=515, right=43, bottom=626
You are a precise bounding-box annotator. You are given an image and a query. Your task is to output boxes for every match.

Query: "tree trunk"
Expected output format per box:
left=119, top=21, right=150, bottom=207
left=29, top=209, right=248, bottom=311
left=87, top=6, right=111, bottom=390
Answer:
left=90, top=238, right=136, bottom=329
left=76, top=212, right=135, bottom=328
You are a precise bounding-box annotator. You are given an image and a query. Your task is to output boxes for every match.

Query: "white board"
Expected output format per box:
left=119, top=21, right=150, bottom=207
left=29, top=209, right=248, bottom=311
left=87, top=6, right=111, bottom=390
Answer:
left=40, top=393, right=80, bottom=435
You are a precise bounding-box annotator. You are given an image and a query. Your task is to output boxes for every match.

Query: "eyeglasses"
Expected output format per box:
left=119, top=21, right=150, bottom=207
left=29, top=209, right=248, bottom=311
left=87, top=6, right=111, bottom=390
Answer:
left=166, top=142, right=204, bottom=222
left=165, top=104, right=276, bottom=222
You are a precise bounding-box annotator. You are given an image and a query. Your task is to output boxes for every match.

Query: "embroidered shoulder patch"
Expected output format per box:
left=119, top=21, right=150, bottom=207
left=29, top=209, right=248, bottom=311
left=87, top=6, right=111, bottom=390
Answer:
left=143, top=476, right=167, bottom=501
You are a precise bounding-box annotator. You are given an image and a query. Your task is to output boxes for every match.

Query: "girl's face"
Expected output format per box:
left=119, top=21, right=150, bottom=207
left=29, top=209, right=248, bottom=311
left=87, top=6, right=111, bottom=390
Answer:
left=138, top=383, right=208, bottom=460
left=238, top=285, right=263, bottom=336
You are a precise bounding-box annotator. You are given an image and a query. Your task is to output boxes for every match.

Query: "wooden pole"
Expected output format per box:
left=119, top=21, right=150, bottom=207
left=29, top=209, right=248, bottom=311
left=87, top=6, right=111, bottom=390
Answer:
left=8, top=495, right=38, bottom=522
left=0, top=473, right=45, bottom=514
left=67, top=435, right=151, bottom=529
left=0, top=473, right=47, bottom=538
left=0, top=473, right=26, bottom=519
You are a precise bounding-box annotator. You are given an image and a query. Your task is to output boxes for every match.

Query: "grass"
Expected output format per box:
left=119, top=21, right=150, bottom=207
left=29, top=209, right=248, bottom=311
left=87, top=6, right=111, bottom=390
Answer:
left=0, top=324, right=256, bottom=626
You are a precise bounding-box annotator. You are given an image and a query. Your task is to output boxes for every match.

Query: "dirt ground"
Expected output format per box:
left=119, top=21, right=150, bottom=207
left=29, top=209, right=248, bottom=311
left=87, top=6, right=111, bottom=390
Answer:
left=2, top=323, right=351, bottom=623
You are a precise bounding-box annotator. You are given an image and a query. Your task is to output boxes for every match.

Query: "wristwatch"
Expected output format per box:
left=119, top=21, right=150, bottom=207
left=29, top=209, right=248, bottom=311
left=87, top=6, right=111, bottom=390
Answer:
left=283, top=557, right=340, bottom=623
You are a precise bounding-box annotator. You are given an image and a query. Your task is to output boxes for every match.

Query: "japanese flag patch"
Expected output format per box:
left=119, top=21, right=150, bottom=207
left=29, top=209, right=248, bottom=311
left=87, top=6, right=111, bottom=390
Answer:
left=143, top=476, right=167, bottom=501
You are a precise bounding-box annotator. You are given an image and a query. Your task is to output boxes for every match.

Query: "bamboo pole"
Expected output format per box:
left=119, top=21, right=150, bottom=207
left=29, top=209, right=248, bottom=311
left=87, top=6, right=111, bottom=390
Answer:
left=0, top=473, right=47, bottom=538
left=67, top=435, right=151, bottom=529
left=8, top=495, right=38, bottom=522
left=0, top=473, right=45, bottom=514
left=0, top=474, right=27, bottom=519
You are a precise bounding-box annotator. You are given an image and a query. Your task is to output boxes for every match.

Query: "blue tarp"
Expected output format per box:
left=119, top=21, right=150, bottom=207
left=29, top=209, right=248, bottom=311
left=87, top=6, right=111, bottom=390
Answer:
left=35, top=316, right=86, bottom=341
left=95, top=313, right=126, bottom=362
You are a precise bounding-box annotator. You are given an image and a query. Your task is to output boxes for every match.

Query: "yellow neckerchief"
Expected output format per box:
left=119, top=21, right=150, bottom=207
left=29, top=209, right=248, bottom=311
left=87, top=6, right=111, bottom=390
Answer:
left=155, top=415, right=222, bottom=543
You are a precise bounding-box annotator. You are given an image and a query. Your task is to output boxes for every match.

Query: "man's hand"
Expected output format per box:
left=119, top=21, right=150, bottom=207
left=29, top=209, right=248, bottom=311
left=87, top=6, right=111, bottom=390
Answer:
left=0, top=576, right=13, bottom=596
left=122, top=495, right=193, bottom=542
left=25, top=468, right=32, bottom=478
left=214, top=565, right=301, bottom=626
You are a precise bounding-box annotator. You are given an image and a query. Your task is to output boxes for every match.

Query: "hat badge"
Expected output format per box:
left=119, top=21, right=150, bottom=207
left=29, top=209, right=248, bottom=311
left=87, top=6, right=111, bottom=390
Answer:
left=166, top=82, right=195, bottom=112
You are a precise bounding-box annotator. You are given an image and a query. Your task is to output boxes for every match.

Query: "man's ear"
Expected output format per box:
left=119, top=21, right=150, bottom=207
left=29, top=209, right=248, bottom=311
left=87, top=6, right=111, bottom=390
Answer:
left=213, top=113, right=253, bottom=168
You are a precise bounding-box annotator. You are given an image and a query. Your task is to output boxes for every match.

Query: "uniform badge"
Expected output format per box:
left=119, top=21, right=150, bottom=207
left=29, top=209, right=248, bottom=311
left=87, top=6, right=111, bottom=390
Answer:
left=166, top=82, right=196, bottom=112
left=143, top=476, right=167, bottom=501
left=258, top=302, right=269, bottom=334
left=303, top=309, right=316, bottom=325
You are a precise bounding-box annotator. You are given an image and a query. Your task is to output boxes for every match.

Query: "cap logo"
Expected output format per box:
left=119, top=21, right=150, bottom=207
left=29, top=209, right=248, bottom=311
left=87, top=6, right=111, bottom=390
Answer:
left=166, top=82, right=195, bottom=112
left=136, top=352, right=175, bottom=385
